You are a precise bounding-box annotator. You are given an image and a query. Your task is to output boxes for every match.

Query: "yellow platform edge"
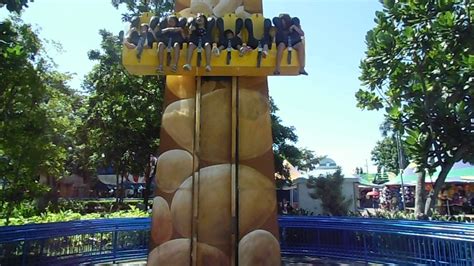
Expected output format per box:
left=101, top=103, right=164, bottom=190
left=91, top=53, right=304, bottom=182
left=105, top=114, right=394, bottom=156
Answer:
left=122, top=45, right=301, bottom=76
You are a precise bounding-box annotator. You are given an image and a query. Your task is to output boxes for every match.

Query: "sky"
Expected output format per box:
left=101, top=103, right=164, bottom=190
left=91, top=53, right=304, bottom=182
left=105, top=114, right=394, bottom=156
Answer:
left=1, top=0, right=385, bottom=176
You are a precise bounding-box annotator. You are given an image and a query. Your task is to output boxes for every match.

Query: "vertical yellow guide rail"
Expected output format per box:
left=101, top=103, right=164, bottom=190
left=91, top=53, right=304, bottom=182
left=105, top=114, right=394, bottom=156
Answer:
left=230, top=77, right=239, bottom=266
left=191, top=77, right=202, bottom=266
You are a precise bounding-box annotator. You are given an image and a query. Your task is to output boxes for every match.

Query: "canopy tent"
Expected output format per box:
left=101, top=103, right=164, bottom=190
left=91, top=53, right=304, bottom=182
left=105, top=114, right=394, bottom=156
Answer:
left=357, top=173, right=390, bottom=187
left=358, top=173, right=376, bottom=187
left=384, top=173, right=418, bottom=186
left=444, top=162, right=474, bottom=182
left=385, top=161, right=474, bottom=186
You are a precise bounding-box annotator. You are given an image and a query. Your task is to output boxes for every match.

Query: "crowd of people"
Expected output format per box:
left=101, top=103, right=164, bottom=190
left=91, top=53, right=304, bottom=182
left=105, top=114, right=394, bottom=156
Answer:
left=379, top=186, right=414, bottom=210
left=359, top=187, right=415, bottom=210
left=438, top=185, right=474, bottom=215
left=361, top=184, right=474, bottom=214
left=278, top=198, right=294, bottom=215
left=123, top=13, right=307, bottom=75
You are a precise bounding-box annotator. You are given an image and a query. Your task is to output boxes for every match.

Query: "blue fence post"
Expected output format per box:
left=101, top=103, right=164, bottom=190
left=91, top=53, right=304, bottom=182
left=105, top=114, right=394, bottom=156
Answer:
left=112, top=226, right=118, bottom=264
left=280, top=225, right=286, bottom=251
left=433, top=239, right=439, bottom=266
left=362, top=233, right=368, bottom=261
left=99, top=232, right=103, bottom=254
left=39, top=239, right=45, bottom=260
left=21, top=240, right=28, bottom=266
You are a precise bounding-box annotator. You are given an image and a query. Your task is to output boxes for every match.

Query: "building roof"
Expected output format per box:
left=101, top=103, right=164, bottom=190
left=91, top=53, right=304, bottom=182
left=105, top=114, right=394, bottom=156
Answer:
left=274, top=160, right=303, bottom=181
left=385, top=161, right=474, bottom=185
left=316, top=158, right=338, bottom=169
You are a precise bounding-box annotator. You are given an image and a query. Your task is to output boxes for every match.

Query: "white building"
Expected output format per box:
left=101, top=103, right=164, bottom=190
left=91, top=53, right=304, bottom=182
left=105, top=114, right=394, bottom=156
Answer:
left=310, top=157, right=339, bottom=177
left=282, top=158, right=358, bottom=215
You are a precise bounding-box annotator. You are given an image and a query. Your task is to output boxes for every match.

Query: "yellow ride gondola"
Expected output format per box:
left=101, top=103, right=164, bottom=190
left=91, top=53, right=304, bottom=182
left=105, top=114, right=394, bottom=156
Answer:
left=122, top=12, right=302, bottom=76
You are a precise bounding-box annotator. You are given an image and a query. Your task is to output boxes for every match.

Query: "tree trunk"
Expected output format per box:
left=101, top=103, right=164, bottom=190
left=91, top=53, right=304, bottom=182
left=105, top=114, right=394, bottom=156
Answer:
left=120, top=173, right=124, bottom=203
left=414, top=170, right=426, bottom=219
left=142, top=162, right=151, bottom=211
left=424, top=163, right=454, bottom=216
left=5, top=202, right=13, bottom=225
left=115, top=172, right=119, bottom=204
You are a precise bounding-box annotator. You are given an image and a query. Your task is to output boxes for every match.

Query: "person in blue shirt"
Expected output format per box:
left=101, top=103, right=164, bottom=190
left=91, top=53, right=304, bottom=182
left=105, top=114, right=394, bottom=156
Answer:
left=217, top=29, right=245, bottom=53
left=155, top=15, right=185, bottom=73
left=274, top=14, right=307, bottom=75
left=183, top=14, right=212, bottom=72
left=124, top=22, right=154, bottom=61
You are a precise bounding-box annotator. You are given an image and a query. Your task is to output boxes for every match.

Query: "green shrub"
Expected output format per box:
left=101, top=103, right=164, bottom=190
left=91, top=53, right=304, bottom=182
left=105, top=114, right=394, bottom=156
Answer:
left=55, top=199, right=142, bottom=214
left=10, top=201, right=40, bottom=218
left=307, top=170, right=352, bottom=216
left=352, top=209, right=473, bottom=223
left=0, top=206, right=150, bottom=226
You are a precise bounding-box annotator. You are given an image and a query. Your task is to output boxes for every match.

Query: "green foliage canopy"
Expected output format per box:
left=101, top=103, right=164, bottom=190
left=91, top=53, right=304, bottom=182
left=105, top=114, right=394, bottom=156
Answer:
left=270, top=99, right=320, bottom=186
left=307, top=170, right=352, bottom=216
left=0, top=18, right=81, bottom=223
left=82, top=29, right=164, bottom=181
left=356, top=0, right=473, bottom=214
left=0, top=0, right=32, bottom=13
left=371, top=136, right=409, bottom=175
left=111, top=0, right=174, bottom=21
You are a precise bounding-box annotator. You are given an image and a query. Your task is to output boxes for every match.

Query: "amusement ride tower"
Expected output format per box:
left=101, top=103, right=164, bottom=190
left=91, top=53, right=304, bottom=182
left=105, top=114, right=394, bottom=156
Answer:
left=122, top=0, right=304, bottom=265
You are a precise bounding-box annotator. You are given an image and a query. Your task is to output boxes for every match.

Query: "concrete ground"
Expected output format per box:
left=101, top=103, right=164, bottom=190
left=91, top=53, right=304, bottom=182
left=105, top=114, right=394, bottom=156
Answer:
left=93, top=257, right=392, bottom=266
left=92, top=260, right=145, bottom=266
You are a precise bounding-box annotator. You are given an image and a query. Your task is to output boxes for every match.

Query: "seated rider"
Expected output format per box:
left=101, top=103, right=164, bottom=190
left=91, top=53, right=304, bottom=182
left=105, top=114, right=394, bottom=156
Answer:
left=123, top=16, right=141, bottom=49
left=124, top=23, right=154, bottom=61
left=124, top=27, right=140, bottom=49
left=216, top=29, right=247, bottom=55
left=156, top=15, right=185, bottom=73
left=183, top=14, right=212, bottom=72
left=274, top=14, right=307, bottom=75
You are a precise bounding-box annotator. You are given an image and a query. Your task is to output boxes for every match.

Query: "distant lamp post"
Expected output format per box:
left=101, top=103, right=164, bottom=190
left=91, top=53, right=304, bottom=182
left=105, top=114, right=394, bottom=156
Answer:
left=396, top=132, right=406, bottom=211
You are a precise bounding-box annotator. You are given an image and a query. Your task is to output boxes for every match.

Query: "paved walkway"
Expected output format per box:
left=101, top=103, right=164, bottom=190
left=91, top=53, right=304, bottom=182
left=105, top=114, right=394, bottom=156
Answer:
left=94, top=257, right=390, bottom=266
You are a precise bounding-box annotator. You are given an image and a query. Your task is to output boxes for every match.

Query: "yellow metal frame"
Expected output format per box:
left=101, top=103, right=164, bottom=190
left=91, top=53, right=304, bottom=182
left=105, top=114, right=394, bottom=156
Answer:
left=123, top=12, right=302, bottom=76
left=230, top=77, right=238, bottom=266
left=191, top=77, right=201, bottom=266
left=122, top=45, right=300, bottom=76
left=139, top=12, right=154, bottom=25
left=247, top=13, right=266, bottom=39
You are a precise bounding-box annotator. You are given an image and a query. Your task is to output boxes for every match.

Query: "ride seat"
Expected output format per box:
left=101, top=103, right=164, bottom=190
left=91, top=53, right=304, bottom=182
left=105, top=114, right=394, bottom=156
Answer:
left=272, top=15, right=301, bottom=34
left=244, top=13, right=271, bottom=49
left=186, top=16, right=216, bottom=45
left=216, top=13, right=243, bottom=45
left=150, top=15, right=187, bottom=49
left=140, top=12, right=154, bottom=25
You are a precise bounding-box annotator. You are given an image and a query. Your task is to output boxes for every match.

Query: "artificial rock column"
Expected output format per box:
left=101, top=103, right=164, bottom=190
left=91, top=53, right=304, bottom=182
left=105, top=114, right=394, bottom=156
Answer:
left=148, top=1, right=280, bottom=265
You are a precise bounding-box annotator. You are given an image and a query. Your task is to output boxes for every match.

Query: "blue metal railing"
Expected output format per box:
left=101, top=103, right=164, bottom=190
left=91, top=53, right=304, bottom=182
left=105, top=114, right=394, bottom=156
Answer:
left=0, top=218, right=150, bottom=265
left=279, top=216, right=474, bottom=265
left=1, top=216, right=473, bottom=265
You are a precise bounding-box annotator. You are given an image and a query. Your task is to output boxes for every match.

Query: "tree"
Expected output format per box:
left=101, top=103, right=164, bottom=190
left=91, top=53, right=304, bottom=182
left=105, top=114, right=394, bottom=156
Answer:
left=111, top=0, right=175, bottom=22
left=270, top=98, right=320, bottom=187
left=371, top=137, right=408, bottom=175
left=306, top=170, right=352, bottom=216
left=0, top=18, right=80, bottom=222
left=77, top=0, right=173, bottom=207
left=0, top=0, right=32, bottom=13
left=82, top=29, right=164, bottom=206
left=356, top=0, right=473, bottom=216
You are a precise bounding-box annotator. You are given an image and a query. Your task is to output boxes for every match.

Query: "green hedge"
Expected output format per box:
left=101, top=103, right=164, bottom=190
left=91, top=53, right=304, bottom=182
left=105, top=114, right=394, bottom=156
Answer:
left=354, top=209, right=473, bottom=223
left=0, top=206, right=150, bottom=226
left=56, top=199, right=145, bottom=214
